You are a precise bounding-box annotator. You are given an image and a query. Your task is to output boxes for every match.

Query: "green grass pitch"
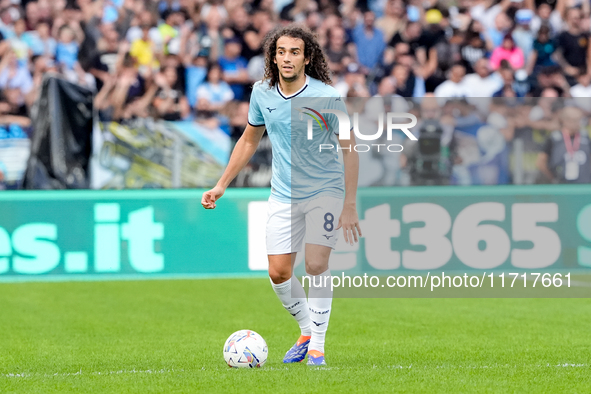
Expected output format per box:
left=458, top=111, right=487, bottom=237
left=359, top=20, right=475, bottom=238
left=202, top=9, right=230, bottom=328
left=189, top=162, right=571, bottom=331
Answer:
left=1, top=278, right=590, bottom=393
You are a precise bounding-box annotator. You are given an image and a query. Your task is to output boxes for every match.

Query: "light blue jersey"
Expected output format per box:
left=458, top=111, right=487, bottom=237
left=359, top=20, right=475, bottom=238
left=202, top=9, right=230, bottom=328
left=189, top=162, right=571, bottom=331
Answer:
left=248, top=75, right=348, bottom=203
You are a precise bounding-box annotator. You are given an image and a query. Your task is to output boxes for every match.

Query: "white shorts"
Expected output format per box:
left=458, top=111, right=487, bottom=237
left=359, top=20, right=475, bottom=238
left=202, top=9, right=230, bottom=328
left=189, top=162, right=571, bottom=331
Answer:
left=266, top=195, right=344, bottom=255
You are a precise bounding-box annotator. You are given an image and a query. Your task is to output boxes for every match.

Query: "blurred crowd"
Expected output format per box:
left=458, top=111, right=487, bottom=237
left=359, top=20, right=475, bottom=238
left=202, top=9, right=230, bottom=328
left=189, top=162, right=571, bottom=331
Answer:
left=353, top=95, right=591, bottom=186
left=1, top=0, right=591, bottom=188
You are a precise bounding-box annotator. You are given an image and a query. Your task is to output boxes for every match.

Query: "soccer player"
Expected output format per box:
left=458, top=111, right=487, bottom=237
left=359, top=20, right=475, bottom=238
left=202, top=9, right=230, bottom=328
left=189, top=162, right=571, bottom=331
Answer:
left=201, top=25, right=361, bottom=366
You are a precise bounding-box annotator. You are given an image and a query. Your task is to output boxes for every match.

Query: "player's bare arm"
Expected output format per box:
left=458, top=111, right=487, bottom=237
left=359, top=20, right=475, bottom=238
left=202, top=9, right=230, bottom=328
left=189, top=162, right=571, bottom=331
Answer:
left=201, top=124, right=265, bottom=209
left=336, top=132, right=362, bottom=245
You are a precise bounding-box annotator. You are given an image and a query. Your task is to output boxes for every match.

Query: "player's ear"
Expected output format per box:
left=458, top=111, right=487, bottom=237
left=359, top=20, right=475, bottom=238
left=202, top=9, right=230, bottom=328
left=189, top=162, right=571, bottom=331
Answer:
left=305, top=57, right=310, bottom=66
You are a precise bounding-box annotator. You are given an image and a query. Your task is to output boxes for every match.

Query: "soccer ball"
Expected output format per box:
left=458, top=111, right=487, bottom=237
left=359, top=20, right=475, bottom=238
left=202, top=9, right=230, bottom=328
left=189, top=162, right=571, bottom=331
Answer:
left=223, top=330, right=268, bottom=368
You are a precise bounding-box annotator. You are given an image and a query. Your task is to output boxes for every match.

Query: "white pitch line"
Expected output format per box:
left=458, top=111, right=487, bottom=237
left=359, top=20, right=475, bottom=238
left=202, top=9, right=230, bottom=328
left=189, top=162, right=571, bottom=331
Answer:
left=388, top=363, right=588, bottom=369
left=3, top=363, right=588, bottom=378
left=3, top=368, right=185, bottom=378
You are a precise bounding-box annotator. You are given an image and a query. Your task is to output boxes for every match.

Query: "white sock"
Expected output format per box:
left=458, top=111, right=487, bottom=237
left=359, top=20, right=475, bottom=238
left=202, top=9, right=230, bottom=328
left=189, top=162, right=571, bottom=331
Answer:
left=271, top=275, right=311, bottom=336
left=307, top=268, right=332, bottom=354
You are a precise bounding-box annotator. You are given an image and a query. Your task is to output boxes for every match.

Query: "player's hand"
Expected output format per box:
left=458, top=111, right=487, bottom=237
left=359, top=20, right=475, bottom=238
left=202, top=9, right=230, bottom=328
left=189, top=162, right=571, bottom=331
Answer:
left=201, top=186, right=225, bottom=209
left=336, top=203, right=362, bottom=245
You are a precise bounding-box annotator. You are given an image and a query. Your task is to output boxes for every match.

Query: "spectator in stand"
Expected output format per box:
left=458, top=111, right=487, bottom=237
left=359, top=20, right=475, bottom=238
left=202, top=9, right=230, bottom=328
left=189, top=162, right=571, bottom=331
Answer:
left=218, top=37, right=249, bottom=101
left=434, top=63, right=468, bottom=100
left=55, top=25, right=80, bottom=70
left=29, top=54, right=58, bottom=103
left=470, top=125, right=510, bottom=185
left=375, top=0, right=406, bottom=43
left=157, top=0, right=184, bottom=16
left=493, top=65, right=522, bottom=98
left=183, top=54, right=207, bottom=109
left=63, top=62, right=96, bottom=92
left=570, top=71, right=591, bottom=112
left=391, top=55, right=425, bottom=98
left=250, top=10, right=274, bottom=49
left=24, top=1, right=41, bottom=32
left=371, top=45, right=396, bottom=86
left=529, top=64, right=572, bottom=96
left=88, top=25, right=125, bottom=90
left=463, top=58, right=503, bottom=98
left=537, top=106, right=591, bottom=183
left=417, top=9, right=450, bottom=91
left=461, top=28, right=488, bottom=74
left=157, top=9, right=183, bottom=55
left=0, top=49, right=33, bottom=106
left=106, top=54, right=148, bottom=121
left=0, top=7, right=18, bottom=39
left=490, top=34, right=525, bottom=71
left=486, top=12, right=513, bottom=49
left=130, top=22, right=160, bottom=74
left=195, top=62, right=234, bottom=115
left=189, top=3, right=225, bottom=62
left=571, top=71, right=591, bottom=98
left=556, top=7, right=591, bottom=84
left=526, top=25, right=557, bottom=76
left=352, top=10, right=386, bottom=73
left=325, top=26, right=352, bottom=76
left=153, top=65, right=190, bottom=121
left=280, top=0, right=314, bottom=23
left=22, top=20, right=56, bottom=57
left=334, top=62, right=366, bottom=97
left=94, top=73, right=118, bottom=121
left=427, top=23, right=464, bottom=92
left=451, top=0, right=474, bottom=31
left=0, top=87, right=30, bottom=135
left=528, top=90, right=563, bottom=148
left=512, top=9, right=535, bottom=61
left=126, top=10, right=162, bottom=51
left=223, top=100, right=250, bottom=143
left=224, top=6, right=261, bottom=62
left=530, top=2, right=563, bottom=37
left=389, top=21, right=422, bottom=57
left=9, top=18, right=30, bottom=64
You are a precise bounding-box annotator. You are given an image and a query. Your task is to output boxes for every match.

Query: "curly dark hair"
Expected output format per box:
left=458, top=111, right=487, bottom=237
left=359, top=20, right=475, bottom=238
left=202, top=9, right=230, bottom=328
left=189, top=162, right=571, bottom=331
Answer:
left=262, top=24, right=332, bottom=87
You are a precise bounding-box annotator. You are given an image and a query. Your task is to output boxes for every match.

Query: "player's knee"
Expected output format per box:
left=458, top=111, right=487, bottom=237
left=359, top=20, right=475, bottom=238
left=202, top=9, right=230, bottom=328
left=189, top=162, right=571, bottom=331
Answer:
left=305, top=259, right=327, bottom=276
left=268, top=267, right=291, bottom=284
